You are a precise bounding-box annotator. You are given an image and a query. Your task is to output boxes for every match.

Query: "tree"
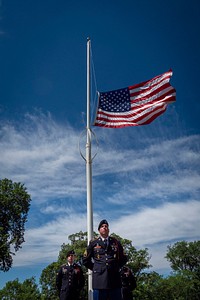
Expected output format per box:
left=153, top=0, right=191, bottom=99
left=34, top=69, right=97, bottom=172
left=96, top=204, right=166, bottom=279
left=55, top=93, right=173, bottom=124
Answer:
left=127, top=246, right=152, bottom=277
left=165, top=240, right=200, bottom=299
left=40, top=231, right=152, bottom=299
left=40, top=231, right=88, bottom=300
left=0, top=178, right=31, bottom=272
left=60, top=231, right=88, bottom=264
left=0, top=277, right=41, bottom=299
left=165, top=271, right=200, bottom=300
left=111, top=233, right=152, bottom=278
left=133, top=271, right=164, bottom=300
left=166, top=240, right=200, bottom=273
left=39, top=262, right=60, bottom=300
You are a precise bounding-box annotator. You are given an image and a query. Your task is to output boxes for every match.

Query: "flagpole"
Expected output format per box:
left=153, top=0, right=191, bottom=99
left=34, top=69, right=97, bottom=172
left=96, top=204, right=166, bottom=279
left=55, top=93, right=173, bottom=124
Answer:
left=86, top=37, right=93, bottom=300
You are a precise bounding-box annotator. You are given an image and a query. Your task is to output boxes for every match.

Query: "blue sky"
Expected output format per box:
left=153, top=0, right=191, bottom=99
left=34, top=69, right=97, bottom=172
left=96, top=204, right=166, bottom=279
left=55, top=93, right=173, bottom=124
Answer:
left=0, top=0, right=200, bottom=289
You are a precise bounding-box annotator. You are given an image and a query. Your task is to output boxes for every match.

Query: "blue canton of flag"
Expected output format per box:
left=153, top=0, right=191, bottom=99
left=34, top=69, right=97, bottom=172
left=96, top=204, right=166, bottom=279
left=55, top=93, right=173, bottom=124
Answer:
left=99, top=88, right=131, bottom=112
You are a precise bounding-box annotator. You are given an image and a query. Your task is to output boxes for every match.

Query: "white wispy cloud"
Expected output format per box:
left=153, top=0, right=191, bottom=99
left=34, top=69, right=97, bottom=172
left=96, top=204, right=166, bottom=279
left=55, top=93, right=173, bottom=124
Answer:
left=0, top=112, right=85, bottom=203
left=113, top=200, right=200, bottom=246
left=12, top=212, right=87, bottom=266
left=12, top=200, right=200, bottom=272
left=0, top=111, right=200, bottom=273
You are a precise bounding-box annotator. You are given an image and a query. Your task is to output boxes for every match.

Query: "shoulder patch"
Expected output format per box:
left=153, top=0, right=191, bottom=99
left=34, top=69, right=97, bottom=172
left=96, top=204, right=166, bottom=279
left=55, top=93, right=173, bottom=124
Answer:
left=90, top=237, right=98, bottom=242
left=90, top=238, right=100, bottom=245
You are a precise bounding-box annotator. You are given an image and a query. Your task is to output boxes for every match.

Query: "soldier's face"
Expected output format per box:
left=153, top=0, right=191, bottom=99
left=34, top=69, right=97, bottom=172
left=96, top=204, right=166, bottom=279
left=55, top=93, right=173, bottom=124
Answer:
left=67, top=254, right=75, bottom=264
left=99, top=223, right=109, bottom=237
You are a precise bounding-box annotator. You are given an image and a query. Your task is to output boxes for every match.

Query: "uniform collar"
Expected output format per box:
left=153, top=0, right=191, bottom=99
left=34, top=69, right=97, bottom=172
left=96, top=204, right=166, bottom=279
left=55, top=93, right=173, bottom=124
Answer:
left=68, top=263, right=74, bottom=266
left=100, top=235, right=109, bottom=241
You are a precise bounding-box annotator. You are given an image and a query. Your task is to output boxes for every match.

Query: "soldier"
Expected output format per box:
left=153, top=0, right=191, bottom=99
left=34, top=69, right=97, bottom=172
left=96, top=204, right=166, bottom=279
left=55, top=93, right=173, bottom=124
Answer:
left=120, top=266, right=137, bottom=300
left=56, top=250, right=85, bottom=300
left=83, top=219, right=127, bottom=300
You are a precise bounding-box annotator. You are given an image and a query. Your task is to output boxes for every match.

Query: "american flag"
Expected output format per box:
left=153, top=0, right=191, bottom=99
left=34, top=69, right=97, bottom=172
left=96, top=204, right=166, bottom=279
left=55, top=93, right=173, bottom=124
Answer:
left=94, top=70, right=176, bottom=128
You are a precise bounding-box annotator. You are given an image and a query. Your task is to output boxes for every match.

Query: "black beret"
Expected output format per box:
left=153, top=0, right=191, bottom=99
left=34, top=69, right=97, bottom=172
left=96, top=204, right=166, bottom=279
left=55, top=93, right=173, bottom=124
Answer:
left=98, top=219, right=109, bottom=230
left=66, top=250, right=75, bottom=257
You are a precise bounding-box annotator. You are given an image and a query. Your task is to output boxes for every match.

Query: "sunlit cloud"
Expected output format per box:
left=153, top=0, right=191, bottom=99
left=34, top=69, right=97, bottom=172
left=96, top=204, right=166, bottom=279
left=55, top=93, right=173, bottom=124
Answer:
left=12, top=212, right=87, bottom=266
left=0, top=111, right=200, bottom=274
left=113, top=200, right=200, bottom=246
left=0, top=112, right=86, bottom=203
left=11, top=200, right=200, bottom=271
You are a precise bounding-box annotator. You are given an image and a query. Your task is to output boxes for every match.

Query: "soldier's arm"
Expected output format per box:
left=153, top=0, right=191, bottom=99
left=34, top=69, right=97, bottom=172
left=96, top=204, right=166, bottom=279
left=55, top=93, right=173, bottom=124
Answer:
left=82, top=241, right=94, bottom=270
left=56, top=268, right=62, bottom=292
left=79, top=266, right=85, bottom=290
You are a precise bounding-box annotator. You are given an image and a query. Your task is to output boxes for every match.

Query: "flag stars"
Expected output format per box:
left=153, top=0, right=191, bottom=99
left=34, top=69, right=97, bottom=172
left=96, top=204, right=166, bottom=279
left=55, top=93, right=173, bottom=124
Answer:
left=99, top=88, right=131, bottom=112
left=95, top=70, right=176, bottom=128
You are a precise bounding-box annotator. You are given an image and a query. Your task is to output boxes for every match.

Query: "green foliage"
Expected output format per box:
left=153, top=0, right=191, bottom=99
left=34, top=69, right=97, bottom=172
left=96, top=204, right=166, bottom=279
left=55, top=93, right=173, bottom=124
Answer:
left=1, top=227, right=200, bottom=299
left=134, top=240, right=200, bottom=300
left=127, top=247, right=152, bottom=277
left=133, top=271, right=164, bottom=300
left=58, top=231, right=88, bottom=264
left=39, top=262, right=60, bottom=300
left=133, top=270, right=200, bottom=300
left=111, top=232, right=152, bottom=278
left=165, top=240, right=200, bottom=298
left=40, top=231, right=89, bottom=299
left=111, top=233, right=133, bottom=251
left=0, top=277, right=41, bottom=299
left=40, top=231, right=153, bottom=299
left=166, top=240, right=200, bottom=273
left=0, top=178, right=31, bottom=272
left=164, top=271, right=200, bottom=300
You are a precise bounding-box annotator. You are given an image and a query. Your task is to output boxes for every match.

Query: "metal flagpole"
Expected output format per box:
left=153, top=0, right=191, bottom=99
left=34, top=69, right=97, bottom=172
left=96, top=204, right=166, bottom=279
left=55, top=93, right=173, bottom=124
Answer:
left=86, top=37, right=93, bottom=300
